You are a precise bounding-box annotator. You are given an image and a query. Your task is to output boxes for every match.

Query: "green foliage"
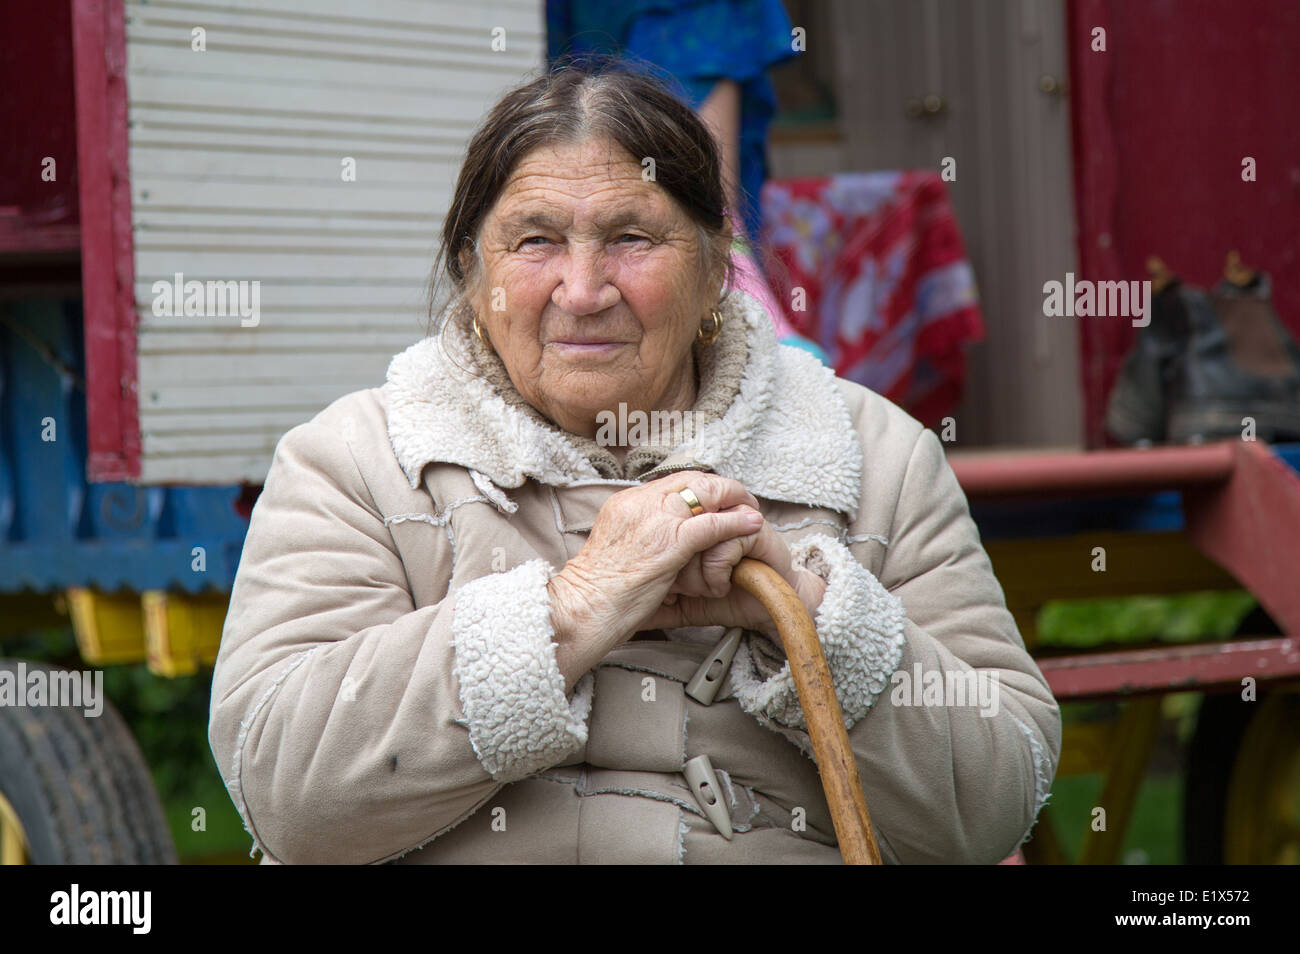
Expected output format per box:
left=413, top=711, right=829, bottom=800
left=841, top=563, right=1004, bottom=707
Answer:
left=1038, top=590, right=1257, bottom=647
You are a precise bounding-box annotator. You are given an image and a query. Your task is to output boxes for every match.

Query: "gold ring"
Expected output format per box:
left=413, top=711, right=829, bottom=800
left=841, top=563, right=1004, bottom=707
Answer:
left=677, top=487, right=705, bottom=517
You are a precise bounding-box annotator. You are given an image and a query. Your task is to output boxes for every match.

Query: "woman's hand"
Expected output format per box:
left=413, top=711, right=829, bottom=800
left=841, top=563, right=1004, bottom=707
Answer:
left=648, top=508, right=827, bottom=638
left=547, top=471, right=826, bottom=690
left=545, top=471, right=757, bottom=689
left=548, top=471, right=763, bottom=687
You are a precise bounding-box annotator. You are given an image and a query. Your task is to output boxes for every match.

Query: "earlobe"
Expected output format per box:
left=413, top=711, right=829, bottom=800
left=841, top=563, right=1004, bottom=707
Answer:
left=715, top=237, right=734, bottom=298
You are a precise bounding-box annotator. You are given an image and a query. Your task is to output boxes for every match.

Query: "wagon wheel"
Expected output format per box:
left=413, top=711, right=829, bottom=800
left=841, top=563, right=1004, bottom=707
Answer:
left=0, top=788, right=28, bottom=864
left=1184, top=691, right=1252, bottom=863
left=1223, top=691, right=1300, bottom=863
left=0, top=659, right=178, bottom=864
left=1183, top=607, right=1300, bottom=864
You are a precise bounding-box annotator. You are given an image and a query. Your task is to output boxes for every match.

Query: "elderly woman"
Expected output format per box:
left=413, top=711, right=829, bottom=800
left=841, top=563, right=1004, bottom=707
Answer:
left=208, top=63, right=1061, bottom=865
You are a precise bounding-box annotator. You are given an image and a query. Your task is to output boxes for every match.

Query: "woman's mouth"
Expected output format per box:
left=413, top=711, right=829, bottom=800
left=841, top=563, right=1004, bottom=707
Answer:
left=547, top=340, right=628, bottom=358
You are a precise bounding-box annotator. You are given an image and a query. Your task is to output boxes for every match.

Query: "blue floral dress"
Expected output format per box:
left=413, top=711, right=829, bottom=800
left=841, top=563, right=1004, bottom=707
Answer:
left=546, top=0, right=799, bottom=243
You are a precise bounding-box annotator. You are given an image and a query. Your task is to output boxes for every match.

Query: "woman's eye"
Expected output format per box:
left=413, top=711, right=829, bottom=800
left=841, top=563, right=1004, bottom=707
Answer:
left=520, top=236, right=551, bottom=247
left=616, top=233, right=648, bottom=244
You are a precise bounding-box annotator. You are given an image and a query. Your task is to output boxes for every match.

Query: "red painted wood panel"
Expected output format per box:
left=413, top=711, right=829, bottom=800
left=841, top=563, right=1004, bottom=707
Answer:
left=0, top=0, right=80, bottom=254
left=1067, top=0, right=1300, bottom=448
left=71, top=0, right=140, bottom=481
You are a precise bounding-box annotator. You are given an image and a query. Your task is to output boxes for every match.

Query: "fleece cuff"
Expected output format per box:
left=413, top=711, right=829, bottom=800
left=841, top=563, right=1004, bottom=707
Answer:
left=1009, top=713, right=1055, bottom=847
left=452, top=558, right=593, bottom=782
left=730, top=534, right=906, bottom=732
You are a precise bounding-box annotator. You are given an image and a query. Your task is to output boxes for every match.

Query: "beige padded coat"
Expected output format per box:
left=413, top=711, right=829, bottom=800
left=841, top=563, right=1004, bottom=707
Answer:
left=208, top=289, right=1062, bottom=865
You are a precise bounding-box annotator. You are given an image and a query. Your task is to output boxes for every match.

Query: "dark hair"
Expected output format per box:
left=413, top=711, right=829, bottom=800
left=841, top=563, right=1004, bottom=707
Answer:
left=427, top=57, right=734, bottom=330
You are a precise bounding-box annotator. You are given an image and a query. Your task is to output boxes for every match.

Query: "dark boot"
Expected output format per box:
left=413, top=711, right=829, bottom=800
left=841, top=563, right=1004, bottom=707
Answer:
left=1167, top=272, right=1300, bottom=443
left=1105, top=279, right=1189, bottom=445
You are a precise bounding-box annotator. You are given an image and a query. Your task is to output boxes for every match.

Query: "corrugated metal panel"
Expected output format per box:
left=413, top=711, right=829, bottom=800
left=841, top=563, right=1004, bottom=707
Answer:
left=124, top=0, right=543, bottom=483
left=819, top=0, right=1082, bottom=449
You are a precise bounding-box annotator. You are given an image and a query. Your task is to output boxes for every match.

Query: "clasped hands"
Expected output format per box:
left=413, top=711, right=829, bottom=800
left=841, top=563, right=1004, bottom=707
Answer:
left=547, top=471, right=827, bottom=690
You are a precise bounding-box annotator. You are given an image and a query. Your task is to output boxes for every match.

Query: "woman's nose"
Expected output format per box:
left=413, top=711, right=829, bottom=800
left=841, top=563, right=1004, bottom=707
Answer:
left=552, top=242, right=620, bottom=315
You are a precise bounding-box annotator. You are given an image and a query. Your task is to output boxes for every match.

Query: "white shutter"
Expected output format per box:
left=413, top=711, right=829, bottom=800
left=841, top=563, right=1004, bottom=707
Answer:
left=125, top=0, right=543, bottom=482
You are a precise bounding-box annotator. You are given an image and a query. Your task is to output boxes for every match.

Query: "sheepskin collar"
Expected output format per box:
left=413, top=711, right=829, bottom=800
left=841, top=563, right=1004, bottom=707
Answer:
left=383, top=289, right=863, bottom=517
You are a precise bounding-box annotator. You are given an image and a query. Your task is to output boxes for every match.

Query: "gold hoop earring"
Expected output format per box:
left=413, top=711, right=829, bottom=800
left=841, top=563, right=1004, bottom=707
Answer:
left=472, top=313, right=493, bottom=352
left=698, top=309, right=723, bottom=346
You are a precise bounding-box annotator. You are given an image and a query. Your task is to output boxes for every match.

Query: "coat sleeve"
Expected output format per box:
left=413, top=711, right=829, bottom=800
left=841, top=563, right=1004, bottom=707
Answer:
left=207, top=415, right=592, bottom=865
left=727, top=425, right=1062, bottom=863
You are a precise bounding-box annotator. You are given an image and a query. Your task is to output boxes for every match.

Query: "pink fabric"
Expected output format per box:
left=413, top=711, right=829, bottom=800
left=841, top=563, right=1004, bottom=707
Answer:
left=725, top=211, right=799, bottom=338
left=760, top=171, right=986, bottom=427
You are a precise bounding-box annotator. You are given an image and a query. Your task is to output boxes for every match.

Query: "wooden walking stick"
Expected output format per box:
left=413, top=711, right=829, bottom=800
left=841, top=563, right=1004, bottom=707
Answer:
left=731, top=557, right=883, bottom=865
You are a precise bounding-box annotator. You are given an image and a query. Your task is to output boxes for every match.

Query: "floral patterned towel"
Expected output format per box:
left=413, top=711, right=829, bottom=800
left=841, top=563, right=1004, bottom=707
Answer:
left=760, top=171, right=986, bottom=427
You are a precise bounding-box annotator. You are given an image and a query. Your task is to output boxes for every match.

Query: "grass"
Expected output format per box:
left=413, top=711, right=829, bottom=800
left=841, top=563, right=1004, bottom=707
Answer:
left=166, top=771, right=254, bottom=863
left=1042, top=693, right=1202, bottom=864
left=1042, top=772, right=1183, bottom=864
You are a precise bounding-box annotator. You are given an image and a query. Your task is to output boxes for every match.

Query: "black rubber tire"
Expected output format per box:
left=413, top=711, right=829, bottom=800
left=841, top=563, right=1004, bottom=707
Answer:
left=1182, top=603, right=1282, bottom=864
left=1183, top=691, right=1257, bottom=864
left=0, top=660, right=177, bottom=864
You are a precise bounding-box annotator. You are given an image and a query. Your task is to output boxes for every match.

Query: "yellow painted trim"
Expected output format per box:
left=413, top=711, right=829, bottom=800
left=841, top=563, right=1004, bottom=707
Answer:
left=1058, top=721, right=1117, bottom=777
left=66, top=587, right=147, bottom=666
left=143, top=590, right=229, bottom=678
left=1080, top=697, right=1162, bottom=865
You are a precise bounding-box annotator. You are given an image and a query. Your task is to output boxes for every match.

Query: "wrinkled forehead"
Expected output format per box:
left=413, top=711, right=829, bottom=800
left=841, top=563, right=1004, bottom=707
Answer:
left=487, top=138, right=679, bottom=232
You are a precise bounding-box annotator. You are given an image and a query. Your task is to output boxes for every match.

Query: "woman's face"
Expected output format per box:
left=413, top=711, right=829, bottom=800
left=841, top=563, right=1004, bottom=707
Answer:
left=469, top=137, right=719, bottom=439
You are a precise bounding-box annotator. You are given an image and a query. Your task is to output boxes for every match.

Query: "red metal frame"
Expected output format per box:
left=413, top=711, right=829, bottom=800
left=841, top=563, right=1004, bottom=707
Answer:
left=1038, top=638, right=1300, bottom=701
left=1184, top=440, right=1300, bottom=641
left=71, top=0, right=140, bottom=481
left=952, top=438, right=1300, bottom=697
left=951, top=442, right=1234, bottom=499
